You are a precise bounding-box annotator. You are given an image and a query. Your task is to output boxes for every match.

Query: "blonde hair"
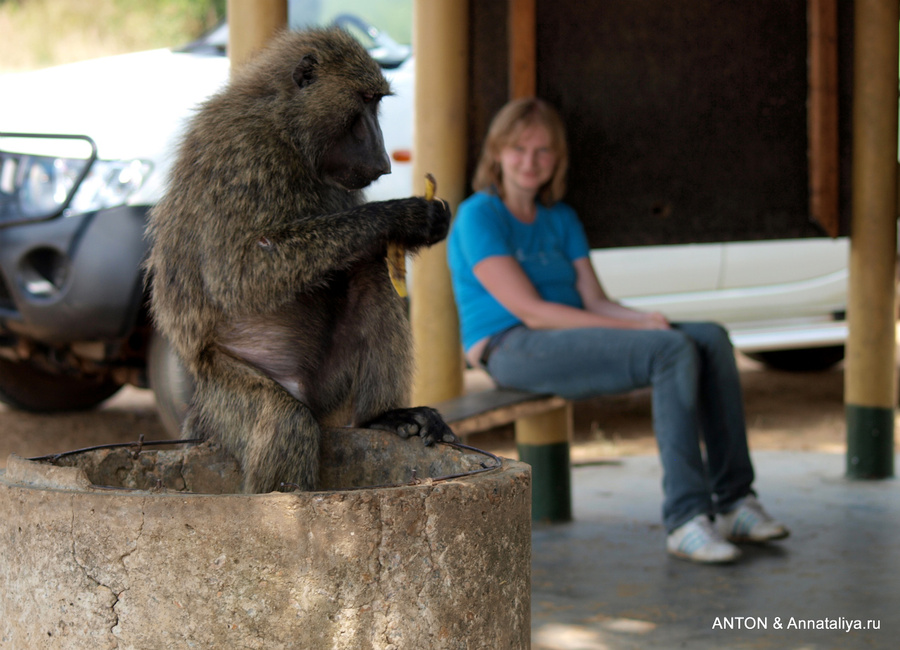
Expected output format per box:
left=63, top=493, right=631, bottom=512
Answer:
left=472, top=97, right=569, bottom=206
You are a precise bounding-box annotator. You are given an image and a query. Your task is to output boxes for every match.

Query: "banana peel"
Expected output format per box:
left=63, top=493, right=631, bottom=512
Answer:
left=387, top=173, right=436, bottom=297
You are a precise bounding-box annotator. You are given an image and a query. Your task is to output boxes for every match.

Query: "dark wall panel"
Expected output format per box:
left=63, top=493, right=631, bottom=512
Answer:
left=467, top=1, right=854, bottom=248
left=466, top=0, right=509, bottom=185
left=538, top=1, right=815, bottom=246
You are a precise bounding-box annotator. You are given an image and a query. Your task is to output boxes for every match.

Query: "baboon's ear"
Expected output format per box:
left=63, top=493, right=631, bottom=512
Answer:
left=292, top=54, right=318, bottom=89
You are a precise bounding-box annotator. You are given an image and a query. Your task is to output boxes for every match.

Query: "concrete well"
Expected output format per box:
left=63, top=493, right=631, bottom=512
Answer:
left=0, top=430, right=531, bottom=649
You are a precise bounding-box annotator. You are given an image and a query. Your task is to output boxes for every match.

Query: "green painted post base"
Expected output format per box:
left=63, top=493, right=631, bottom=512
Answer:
left=846, top=405, right=895, bottom=479
left=517, top=441, right=572, bottom=522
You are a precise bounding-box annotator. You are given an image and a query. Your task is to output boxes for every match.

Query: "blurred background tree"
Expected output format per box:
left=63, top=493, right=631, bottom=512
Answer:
left=0, top=0, right=226, bottom=73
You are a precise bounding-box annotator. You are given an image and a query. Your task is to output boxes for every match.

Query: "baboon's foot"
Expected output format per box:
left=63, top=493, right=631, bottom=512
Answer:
left=364, top=406, right=457, bottom=446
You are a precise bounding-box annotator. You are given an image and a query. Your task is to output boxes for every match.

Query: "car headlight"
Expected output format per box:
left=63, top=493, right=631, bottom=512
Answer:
left=18, top=155, right=152, bottom=218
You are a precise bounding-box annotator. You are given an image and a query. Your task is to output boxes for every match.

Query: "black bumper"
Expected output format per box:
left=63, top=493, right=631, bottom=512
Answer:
left=0, top=204, right=151, bottom=345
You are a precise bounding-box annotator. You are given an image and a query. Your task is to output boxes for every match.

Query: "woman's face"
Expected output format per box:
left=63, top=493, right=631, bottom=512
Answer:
left=496, top=123, right=557, bottom=197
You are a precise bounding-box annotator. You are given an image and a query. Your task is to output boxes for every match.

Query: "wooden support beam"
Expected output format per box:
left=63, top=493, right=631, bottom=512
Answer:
left=508, top=0, right=536, bottom=99
left=226, top=0, right=288, bottom=71
left=410, top=0, right=468, bottom=405
left=846, top=0, right=898, bottom=479
left=807, top=0, right=840, bottom=237
left=517, top=402, right=573, bottom=522
left=507, top=0, right=574, bottom=522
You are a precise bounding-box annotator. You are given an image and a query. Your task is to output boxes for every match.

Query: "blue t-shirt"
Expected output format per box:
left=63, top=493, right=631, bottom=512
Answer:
left=447, top=191, right=591, bottom=352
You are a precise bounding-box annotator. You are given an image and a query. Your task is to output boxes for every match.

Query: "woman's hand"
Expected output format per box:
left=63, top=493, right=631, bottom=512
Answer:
left=574, top=258, right=670, bottom=329
left=636, top=311, right=672, bottom=330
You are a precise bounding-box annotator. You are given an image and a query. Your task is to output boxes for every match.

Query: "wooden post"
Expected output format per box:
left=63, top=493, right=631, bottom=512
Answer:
left=516, top=403, right=573, bottom=522
left=410, top=0, right=468, bottom=405
left=509, top=0, right=536, bottom=99
left=226, top=0, right=288, bottom=71
left=846, top=0, right=898, bottom=479
left=507, top=0, right=572, bottom=522
left=807, top=0, right=840, bottom=237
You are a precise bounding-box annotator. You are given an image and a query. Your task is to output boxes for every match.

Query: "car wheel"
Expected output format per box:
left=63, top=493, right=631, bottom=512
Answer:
left=147, top=331, right=194, bottom=438
left=745, top=345, right=845, bottom=372
left=0, top=357, right=122, bottom=412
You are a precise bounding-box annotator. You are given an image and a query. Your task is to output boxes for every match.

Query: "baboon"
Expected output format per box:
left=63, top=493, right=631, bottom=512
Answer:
left=146, top=28, right=455, bottom=493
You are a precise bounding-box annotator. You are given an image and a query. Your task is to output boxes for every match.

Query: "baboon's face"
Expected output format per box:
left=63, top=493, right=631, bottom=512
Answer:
left=290, top=51, right=392, bottom=191
left=319, top=93, right=391, bottom=190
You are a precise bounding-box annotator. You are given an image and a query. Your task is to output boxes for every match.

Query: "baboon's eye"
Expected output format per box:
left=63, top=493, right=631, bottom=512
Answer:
left=361, top=92, right=380, bottom=104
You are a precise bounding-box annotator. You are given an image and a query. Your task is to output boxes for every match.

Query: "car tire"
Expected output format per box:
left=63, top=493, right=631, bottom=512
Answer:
left=745, top=345, right=845, bottom=372
left=147, top=331, right=194, bottom=438
left=0, top=357, right=122, bottom=412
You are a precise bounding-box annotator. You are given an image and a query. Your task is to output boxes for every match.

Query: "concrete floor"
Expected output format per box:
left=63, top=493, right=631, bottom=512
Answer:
left=531, top=451, right=899, bottom=650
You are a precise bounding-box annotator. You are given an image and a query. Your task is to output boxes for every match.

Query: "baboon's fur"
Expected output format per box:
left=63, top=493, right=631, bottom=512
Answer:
left=146, top=28, right=452, bottom=493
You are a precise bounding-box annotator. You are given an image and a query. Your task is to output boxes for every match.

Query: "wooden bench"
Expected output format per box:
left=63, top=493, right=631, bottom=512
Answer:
left=431, top=371, right=573, bottom=522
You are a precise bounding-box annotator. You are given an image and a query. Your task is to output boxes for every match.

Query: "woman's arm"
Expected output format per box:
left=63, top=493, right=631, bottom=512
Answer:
left=573, top=257, right=670, bottom=329
left=473, top=255, right=669, bottom=331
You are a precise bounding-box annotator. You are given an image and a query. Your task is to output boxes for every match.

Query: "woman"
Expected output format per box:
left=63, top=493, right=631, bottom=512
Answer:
left=447, top=98, right=788, bottom=564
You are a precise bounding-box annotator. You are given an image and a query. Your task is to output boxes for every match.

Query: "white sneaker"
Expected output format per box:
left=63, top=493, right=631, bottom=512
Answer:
left=667, top=514, right=741, bottom=564
left=716, top=495, right=789, bottom=543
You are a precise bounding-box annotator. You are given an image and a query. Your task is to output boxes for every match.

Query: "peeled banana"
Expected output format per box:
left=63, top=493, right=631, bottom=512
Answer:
left=387, top=173, right=436, bottom=297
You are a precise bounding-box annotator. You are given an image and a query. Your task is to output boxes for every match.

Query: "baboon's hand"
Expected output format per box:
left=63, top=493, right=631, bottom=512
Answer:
left=363, top=406, right=457, bottom=446
left=388, top=197, right=451, bottom=249
left=422, top=197, right=452, bottom=246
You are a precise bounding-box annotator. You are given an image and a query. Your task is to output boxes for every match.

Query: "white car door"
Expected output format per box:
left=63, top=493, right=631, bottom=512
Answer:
left=590, top=237, right=849, bottom=355
left=590, top=242, right=724, bottom=320
left=717, top=238, right=849, bottom=325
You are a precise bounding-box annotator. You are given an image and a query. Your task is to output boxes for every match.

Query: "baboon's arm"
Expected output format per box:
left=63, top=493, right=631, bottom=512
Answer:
left=203, top=196, right=450, bottom=312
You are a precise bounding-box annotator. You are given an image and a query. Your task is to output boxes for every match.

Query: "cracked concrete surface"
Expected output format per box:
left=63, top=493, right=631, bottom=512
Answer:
left=0, top=430, right=531, bottom=649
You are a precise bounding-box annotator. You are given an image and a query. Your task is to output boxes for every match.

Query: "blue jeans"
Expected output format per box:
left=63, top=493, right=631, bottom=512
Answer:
left=485, top=321, right=755, bottom=532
